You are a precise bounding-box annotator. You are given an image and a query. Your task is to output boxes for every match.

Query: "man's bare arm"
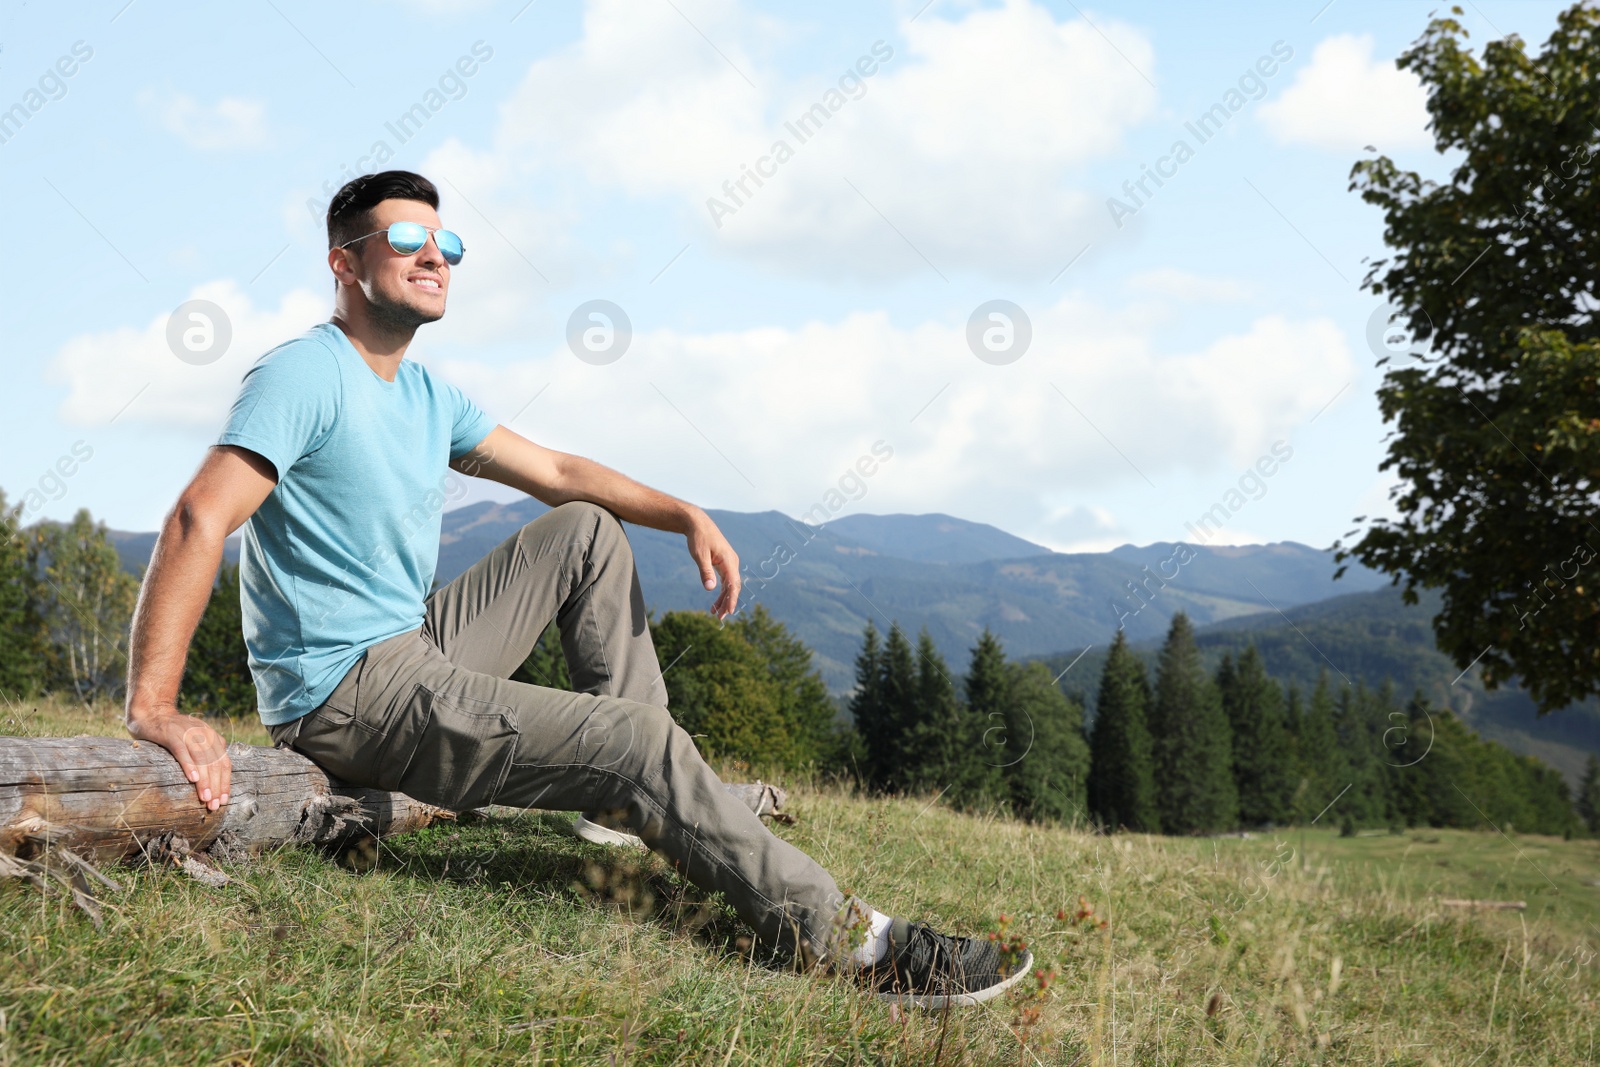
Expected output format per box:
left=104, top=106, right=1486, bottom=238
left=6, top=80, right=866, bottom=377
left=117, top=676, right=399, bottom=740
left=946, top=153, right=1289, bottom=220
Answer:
left=452, top=425, right=742, bottom=618
left=125, top=445, right=277, bottom=811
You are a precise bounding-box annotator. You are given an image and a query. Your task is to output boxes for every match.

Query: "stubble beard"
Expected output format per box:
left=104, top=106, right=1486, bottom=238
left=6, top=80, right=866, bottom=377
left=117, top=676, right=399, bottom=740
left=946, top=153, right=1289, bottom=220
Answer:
left=367, top=281, right=444, bottom=333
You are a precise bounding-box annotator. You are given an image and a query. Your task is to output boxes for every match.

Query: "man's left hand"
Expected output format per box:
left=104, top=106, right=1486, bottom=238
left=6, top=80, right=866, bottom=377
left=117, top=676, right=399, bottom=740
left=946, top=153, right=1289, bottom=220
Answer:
left=686, top=513, right=741, bottom=620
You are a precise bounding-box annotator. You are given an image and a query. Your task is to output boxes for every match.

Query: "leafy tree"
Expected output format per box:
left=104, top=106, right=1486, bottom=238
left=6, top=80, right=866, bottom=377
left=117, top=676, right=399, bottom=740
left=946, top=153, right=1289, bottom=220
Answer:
left=1334, top=4, right=1600, bottom=712
left=1387, top=693, right=1578, bottom=835
left=33, top=508, right=138, bottom=703
left=1087, top=630, right=1159, bottom=832
left=1388, top=692, right=1480, bottom=828
left=1149, top=612, right=1238, bottom=834
left=1002, top=660, right=1091, bottom=825
left=181, top=560, right=256, bottom=717
left=819, top=713, right=867, bottom=783
left=732, top=603, right=837, bottom=768
left=0, top=491, right=48, bottom=699
left=1217, top=646, right=1297, bottom=827
left=649, top=611, right=788, bottom=766
left=511, top=617, right=574, bottom=691
left=1578, top=754, right=1600, bottom=832
left=1520, top=757, right=1580, bottom=837
left=644, top=607, right=843, bottom=772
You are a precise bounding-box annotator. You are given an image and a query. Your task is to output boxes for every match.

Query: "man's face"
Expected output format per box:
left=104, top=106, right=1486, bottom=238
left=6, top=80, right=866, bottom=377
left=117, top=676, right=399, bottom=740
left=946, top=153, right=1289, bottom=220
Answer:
left=334, top=198, right=451, bottom=330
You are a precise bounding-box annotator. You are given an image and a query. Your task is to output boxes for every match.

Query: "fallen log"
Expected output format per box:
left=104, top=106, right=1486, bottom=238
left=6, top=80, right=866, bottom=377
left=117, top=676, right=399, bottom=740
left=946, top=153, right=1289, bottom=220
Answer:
left=0, top=735, right=452, bottom=867
left=0, top=736, right=796, bottom=867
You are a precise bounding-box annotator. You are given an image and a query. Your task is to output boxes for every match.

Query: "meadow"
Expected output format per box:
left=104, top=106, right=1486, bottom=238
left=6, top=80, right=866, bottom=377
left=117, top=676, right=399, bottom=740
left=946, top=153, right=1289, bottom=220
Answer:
left=2, top=694, right=1597, bottom=1065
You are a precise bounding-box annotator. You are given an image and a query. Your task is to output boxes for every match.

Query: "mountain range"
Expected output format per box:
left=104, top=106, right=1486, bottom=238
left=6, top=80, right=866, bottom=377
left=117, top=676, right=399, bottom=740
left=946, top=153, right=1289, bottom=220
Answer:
left=103, top=500, right=1598, bottom=783
left=419, top=498, right=1394, bottom=691
left=108, top=498, right=1397, bottom=687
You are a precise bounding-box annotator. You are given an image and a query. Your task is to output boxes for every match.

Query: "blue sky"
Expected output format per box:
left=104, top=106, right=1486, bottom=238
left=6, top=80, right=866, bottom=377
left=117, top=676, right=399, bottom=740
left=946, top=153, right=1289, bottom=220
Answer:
left=0, top=0, right=1574, bottom=553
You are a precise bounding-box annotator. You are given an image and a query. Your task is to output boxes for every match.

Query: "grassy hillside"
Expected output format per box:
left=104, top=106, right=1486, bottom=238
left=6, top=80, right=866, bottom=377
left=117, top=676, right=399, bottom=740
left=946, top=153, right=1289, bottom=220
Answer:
left=3, top=696, right=1598, bottom=1064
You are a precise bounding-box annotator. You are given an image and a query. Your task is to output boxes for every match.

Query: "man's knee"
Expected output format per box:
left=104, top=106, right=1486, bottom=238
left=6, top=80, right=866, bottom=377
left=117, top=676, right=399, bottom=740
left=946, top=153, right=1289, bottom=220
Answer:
left=532, top=500, right=629, bottom=557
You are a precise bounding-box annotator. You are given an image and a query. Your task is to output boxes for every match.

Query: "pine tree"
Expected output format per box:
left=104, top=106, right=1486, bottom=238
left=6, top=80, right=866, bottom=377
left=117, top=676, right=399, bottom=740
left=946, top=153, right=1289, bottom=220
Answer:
left=1282, top=683, right=1308, bottom=816
left=1149, top=612, right=1238, bottom=834
left=1217, top=644, right=1296, bottom=827
left=1338, top=680, right=1400, bottom=829
left=181, top=560, right=255, bottom=717
left=1292, top=671, right=1343, bottom=824
left=1578, top=755, right=1600, bottom=833
left=1003, top=660, right=1091, bottom=825
left=874, top=623, right=919, bottom=793
left=1334, top=684, right=1378, bottom=828
left=848, top=621, right=888, bottom=789
left=902, top=628, right=1002, bottom=808
left=851, top=620, right=922, bottom=792
left=0, top=491, right=48, bottom=700
left=964, top=628, right=1010, bottom=771
left=1370, top=678, right=1405, bottom=829
left=1086, top=631, right=1159, bottom=833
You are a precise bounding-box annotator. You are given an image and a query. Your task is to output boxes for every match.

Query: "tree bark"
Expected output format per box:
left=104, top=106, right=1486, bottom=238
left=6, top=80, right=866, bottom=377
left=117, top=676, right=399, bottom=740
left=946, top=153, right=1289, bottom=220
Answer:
left=0, top=735, right=450, bottom=866
left=0, top=736, right=794, bottom=869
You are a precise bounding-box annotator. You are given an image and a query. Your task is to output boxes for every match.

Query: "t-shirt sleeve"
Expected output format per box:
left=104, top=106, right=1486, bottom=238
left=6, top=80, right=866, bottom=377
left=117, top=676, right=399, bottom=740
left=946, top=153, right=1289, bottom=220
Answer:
left=216, top=342, right=343, bottom=481
left=445, top=381, right=497, bottom=460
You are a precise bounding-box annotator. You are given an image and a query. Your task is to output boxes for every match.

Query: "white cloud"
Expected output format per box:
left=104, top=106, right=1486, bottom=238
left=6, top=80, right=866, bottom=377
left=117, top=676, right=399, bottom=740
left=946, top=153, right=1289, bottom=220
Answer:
left=47, top=271, right=1354, bottom=549
left=1258, top=33, right=1431, bottom=153
left=139, top=89, right=270, bottom=151
left=46, top=280, right=325, bottom=428
left=432, top=0, right=1158, bottom=280
left=1028, top=501, right=1126, bottom=553
left=425, top=292, right=1355, bottom=540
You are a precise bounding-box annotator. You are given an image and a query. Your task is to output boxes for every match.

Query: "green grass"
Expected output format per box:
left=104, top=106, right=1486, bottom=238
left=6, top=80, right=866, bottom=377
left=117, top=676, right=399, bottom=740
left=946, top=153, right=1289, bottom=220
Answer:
left=3, top=694, right=1600, bottom=1064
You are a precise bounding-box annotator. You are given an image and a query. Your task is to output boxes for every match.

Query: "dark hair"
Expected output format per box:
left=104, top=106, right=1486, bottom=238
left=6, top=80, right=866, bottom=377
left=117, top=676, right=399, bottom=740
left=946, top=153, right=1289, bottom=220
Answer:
left=326, top=170, right=439, bottom=250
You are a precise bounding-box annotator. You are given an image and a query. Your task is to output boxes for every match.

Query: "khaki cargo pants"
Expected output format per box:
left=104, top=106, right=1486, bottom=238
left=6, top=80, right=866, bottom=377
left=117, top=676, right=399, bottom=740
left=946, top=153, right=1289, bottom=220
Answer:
left=267, top=500, right=853, bottom=962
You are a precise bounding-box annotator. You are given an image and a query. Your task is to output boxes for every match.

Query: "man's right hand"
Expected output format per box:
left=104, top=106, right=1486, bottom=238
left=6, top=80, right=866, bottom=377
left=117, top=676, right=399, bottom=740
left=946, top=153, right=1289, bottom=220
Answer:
left=121, top=446, right=274, bottom=816
left=127, top=709, right=232, bottom=812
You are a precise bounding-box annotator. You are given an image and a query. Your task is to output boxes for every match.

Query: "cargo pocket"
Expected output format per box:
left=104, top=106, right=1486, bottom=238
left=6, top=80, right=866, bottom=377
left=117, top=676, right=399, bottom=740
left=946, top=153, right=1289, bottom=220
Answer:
left=288, top=704, right=387, bottom=788
left=394, top=688, right=520, bottom=811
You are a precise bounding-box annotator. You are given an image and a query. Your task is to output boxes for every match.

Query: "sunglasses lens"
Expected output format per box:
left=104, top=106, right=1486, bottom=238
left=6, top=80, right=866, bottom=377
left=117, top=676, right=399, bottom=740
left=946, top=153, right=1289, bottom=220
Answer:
left=434, top=229, right=464, bottom=265
left=387, top=221, right=428, bottom=255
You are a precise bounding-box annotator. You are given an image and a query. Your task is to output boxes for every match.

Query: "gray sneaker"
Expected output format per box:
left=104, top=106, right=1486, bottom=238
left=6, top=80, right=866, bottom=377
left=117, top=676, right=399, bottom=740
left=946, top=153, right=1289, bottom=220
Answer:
left=860, top=917, right=1034, bottom=1008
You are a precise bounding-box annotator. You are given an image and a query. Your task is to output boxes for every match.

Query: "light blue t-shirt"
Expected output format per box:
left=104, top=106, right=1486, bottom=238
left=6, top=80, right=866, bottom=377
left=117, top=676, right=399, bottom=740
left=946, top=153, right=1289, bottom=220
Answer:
left=216, top=321, right=497, bottom=726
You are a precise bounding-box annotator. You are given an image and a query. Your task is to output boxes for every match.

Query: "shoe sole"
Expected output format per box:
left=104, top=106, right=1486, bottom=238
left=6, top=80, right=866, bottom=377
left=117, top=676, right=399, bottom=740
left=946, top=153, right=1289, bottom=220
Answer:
left=873, top=949, right=1034, bottom=1009
left=573, top=815, right=646, bottom=849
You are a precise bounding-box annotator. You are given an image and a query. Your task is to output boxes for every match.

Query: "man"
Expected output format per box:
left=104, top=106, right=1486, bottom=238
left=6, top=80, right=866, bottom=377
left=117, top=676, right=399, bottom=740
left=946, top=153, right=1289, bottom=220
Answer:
left=123, top=170, right=1030, bottom=1008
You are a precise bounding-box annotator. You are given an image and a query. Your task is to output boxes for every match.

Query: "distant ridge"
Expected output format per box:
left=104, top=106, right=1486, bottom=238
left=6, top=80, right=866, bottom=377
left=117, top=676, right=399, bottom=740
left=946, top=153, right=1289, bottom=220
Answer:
left=819, top=512, right=1052, bottom=565
left=98, top=502, right=1388, bottom=696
